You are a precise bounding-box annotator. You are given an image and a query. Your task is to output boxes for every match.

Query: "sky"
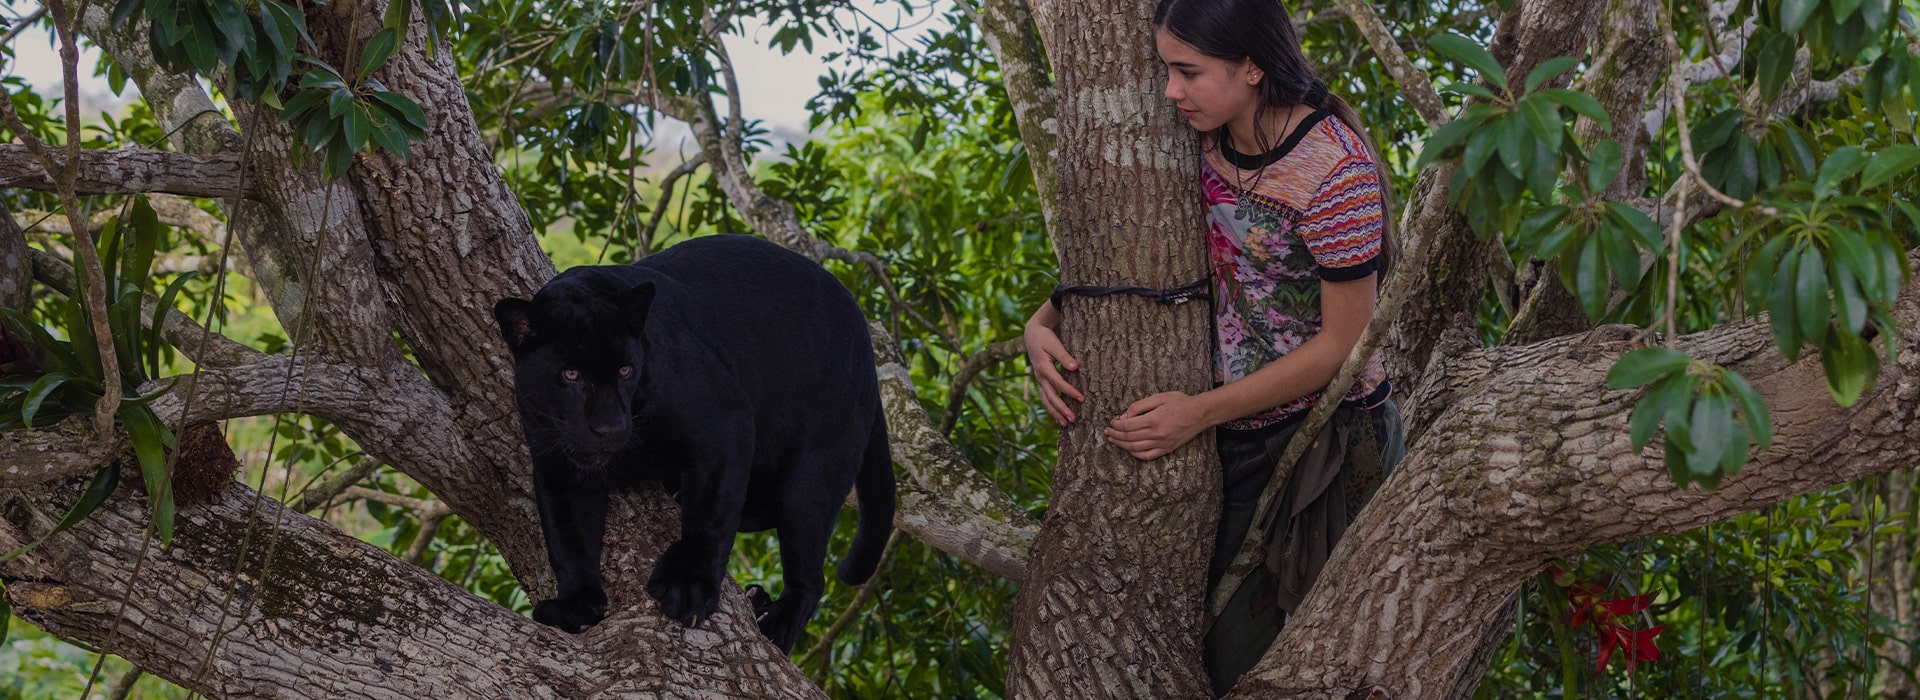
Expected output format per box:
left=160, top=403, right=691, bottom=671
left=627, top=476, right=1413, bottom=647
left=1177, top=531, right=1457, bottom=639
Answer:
left=0, top=1, right=948, bottom=143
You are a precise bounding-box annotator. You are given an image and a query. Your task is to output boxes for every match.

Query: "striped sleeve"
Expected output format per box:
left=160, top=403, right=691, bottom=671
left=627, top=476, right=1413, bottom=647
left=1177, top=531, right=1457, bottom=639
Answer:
left=1297, top=156, right=1385, bottom=282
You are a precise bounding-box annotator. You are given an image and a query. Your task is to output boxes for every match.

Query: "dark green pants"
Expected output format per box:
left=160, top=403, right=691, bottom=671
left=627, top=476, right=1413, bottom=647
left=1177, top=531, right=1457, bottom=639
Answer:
left=1202, top=399, right=1405, bottom=697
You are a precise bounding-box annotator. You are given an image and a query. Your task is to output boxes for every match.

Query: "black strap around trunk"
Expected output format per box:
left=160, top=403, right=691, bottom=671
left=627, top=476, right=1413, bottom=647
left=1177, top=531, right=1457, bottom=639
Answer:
left=1049, top=277, right=1210, bottom=310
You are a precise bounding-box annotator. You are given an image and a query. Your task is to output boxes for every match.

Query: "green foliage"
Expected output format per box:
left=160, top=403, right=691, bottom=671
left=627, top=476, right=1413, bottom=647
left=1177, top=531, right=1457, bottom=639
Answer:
left=1480, top=483, right=1914, bottom=698
left=1427, top=0, right=1920, bottom=490
left=1, top=197, right=186, bottom=554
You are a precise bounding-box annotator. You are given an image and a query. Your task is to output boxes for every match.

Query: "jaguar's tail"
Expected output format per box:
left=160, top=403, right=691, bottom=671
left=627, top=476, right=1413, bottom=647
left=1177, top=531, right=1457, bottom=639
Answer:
left=837, top=405, right=895, bottom=585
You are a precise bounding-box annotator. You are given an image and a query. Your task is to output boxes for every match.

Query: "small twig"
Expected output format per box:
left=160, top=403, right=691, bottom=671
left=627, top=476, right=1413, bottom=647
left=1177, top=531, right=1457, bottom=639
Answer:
left=105, top=664, right=143, bottom=700
left=796, top=530, right=900, bottom=670
left=0, top=5, right=121, bottom=455
left=636, top=152, right=707, bottom=260
left=0, top=7, right=45, bottom=48
left=290, top=456, right=384, bottom=512
left=345, top=485, right=450, bottom=517
left=1666, top=177, right=1689, bottom=347
left=405, top=511, right=451, bottom=566
left=1657, top=0, right=1781, bottom=218
left=940, top=338, right=1024, bottom=436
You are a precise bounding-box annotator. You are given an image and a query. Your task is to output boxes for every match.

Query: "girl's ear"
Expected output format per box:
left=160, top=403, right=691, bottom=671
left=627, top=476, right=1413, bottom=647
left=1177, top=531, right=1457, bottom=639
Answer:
left=1244, top=59, right=1262, bottom=85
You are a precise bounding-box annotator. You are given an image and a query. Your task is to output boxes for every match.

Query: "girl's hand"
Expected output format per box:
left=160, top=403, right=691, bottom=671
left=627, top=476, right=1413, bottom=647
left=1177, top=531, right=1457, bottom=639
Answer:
left=1104, top=392, right=1211, bottom=461
left=1023, top=321, right=1084, bottom=425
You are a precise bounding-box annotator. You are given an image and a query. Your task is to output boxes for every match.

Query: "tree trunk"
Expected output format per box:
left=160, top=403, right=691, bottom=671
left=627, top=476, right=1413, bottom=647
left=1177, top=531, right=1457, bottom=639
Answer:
left=1004, top=1, right=1217, bottom=697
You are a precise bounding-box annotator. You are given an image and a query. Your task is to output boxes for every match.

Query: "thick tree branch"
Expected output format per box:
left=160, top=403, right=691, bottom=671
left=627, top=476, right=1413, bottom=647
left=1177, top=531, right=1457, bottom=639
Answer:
left=872, top=323, right=1038, bottom=580
left=1232, top=255, right=1920, bottom=698
left=0, top=479, right=824, bottom=698
left=959, top=0, right=1059, bottom=227
left=0, top=145, right=256, bottom=200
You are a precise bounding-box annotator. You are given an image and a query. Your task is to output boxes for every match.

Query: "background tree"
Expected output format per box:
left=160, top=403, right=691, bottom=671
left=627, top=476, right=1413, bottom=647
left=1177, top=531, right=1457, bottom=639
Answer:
left=1, top=0, right=1917, bottom=697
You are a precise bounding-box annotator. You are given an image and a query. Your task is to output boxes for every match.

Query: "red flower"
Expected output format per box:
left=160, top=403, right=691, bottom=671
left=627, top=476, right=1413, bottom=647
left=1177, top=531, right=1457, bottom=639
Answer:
left=1597, top=625, right=1664, bottom=672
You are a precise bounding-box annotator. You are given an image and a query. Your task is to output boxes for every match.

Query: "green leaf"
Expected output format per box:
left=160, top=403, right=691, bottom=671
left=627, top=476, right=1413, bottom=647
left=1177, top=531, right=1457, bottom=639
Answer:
left=262, top=0, right=315, bottom=51
left=149, top=272, right=199, bottom=379
left=360, top=27, right=398, bottom=79
left=1519, top=96, right=1563, bottom=154
left=1727, top=135, right=1759, bottom=201
left=328, top=87, right=354, bottom=118
left=1861, top=145, right=1920, bottom=189
left=1441, top=82, right=1501, bottom=101
left=1831, top=0, right=1863, bottom=24
left=1822, top=330, right=1880, bottom=406
left=279, top=88, right=328, bottom=122
left=1537, top=225, right=1580, bottom=259
left=1862, top=0, right=1892, bottom=30
left=369, top=91, right=428, bottom=132
left=1463, top=122, right=1500, bottom=175
left=20, top=373, right=69, bottom=427
left=1722, top=370, right=1773, bottom=451
left=1517, top=205, right=1568, bottom=244
left=121, top=406, right=174, bottom=546
left=383, top=0, right=415, bottom=35
left=1770, top=245, right=1803, bottom=361
left=1414, top=115, right=1483, bottom=170
left=1587, top=139, right=1623, bottom=194
left=1796, top=245, right=1830, bottom=347
left=323, top=136, right=355, bottom=180
left=1525, top=56, right=1580, bottom=93
left=111, top=0, right=143, bottom=26
left=1632, top=374, right=1689, bottom=451
left=1430, top=32, right=1509, bottom=91
left=1574, top=233, right=1607, bottom=318
left=125, top=196, right=162, bottom=293
left=1603, top=201, right=1663, bottom=251
left=1776, top=123, right=1819, bottom=178
left=0, top=463, right=121, bottom=563
left=1599, top=223, right=1641, bottom=292
left=346, top=104, right=372, bottom=153
left=1757, top=32, right=1797, bottom=102
left=1815, top=146, right=1868, bottom=199
left=1497, top=114, right=1529, bottom=180
left=1663, top=375, right=1698, bottom=452
left=1688, top=390, right=1734, bottom=477
left=1536, top=89, right=1611, bottom=131
left=1781, top=0, right=1819, bottom=32
left=1608, top=348, right=1693, bottom=389
left=1717, top=418, right=1750, bottom=478
left=1828, top=227, right=1880, bottom=302
left=1692, top=109, right=1744, bottom=154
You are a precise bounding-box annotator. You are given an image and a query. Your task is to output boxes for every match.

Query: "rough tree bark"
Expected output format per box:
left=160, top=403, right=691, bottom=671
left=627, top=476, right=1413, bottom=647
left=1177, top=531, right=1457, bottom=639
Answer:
left=1003, top=1, right=1216, bottom=697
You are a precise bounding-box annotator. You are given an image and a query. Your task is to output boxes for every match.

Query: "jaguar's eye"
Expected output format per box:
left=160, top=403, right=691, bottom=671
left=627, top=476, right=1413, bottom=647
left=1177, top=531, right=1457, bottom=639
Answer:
left=618, top=366, right=633, bottom=378
left=562, top=369, right=581, bottom=381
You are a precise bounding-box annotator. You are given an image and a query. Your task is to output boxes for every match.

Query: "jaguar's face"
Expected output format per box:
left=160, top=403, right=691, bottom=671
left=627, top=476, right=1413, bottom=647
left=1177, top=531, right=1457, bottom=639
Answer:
left=494, top=282, right=653, bottom=470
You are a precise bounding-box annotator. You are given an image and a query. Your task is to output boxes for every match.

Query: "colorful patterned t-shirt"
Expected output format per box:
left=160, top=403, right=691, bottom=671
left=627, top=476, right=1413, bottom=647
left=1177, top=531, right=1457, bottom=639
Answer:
left=1204, top=110, right=1390, bottom=430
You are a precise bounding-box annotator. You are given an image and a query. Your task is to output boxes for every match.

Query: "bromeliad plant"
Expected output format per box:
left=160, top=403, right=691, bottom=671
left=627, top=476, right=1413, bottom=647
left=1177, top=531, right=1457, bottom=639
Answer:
left=1415, top=0, right=1920, bottom=491
left=1, top=197, right=194, bottom=556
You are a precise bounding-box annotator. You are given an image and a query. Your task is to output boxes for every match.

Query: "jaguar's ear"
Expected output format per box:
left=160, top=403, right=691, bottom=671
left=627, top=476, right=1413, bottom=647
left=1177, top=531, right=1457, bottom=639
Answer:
left=617, top=282, right=655, bottom=334
left=493, top=298, right=537, bottom=355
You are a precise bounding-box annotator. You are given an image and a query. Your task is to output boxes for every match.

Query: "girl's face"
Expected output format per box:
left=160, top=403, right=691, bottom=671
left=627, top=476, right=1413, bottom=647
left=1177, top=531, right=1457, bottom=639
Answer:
left=1154, top=29, right=1260, bottom=134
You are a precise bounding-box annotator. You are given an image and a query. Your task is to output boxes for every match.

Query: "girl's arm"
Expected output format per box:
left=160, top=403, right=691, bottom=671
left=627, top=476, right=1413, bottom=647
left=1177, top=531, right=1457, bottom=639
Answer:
left=1104, top=274, right=1376, bottom=460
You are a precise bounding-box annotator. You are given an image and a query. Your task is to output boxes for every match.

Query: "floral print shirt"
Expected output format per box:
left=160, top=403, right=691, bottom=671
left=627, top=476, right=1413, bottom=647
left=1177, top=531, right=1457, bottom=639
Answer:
left=1204, top=110, right=1390, bottom=430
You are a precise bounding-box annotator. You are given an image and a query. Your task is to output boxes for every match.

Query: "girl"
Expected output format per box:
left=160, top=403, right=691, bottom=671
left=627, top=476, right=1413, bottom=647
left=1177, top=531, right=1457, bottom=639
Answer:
left=1022, top=0, right=1406, bottom=694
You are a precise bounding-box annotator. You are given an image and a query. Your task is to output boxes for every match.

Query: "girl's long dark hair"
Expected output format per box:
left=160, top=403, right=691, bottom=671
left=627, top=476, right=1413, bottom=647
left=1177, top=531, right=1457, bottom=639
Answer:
left=1154, top=0, right=1397, bottom=278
